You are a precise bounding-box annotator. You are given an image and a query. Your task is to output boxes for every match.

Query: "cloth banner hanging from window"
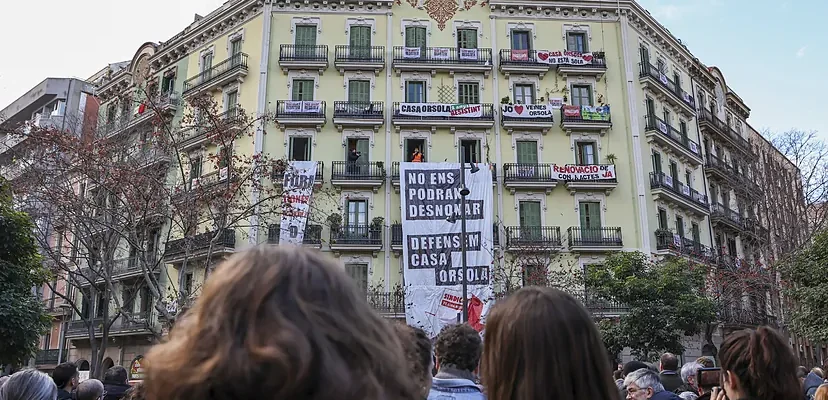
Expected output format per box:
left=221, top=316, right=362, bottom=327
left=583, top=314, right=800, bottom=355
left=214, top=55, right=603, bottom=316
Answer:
left=278, top=161, right=318, bottom=245
left=459, top=48, right=478, bottom=60
left=552, top=164, right=616, bottom=181
left=400, top=162, right=494, bottom=338
left=403, top=47, right=422, bottom=58
left=501, top=103, right=553, bottom=118
left=398, top=103, right=482, bottom=118
left=534, top=50, right=595, bottom=65
left=284, top=101, right=322, bottom=114
left=431, top=48, right=450, bottom=60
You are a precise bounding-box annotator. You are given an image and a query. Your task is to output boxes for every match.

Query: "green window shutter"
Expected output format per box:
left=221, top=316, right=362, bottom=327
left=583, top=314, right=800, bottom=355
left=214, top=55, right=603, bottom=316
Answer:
left=658, top=209, right=668, bottom=230
left=295, top=25, right=317, bottom=46
left=348, top=80, right=370, bottom=103
left=457, top=29, right=477, bottom=49
left=519, top=202, right=541, bottom=227
left=405, top=27, right=426, bottom=49
left=516, top=141, right=538, bottom=164
left=675, top=217, right=684, bottom=237
left=652, top=152, right=662, bottom=174
left=350, top=26, right=371, bottom=58
left=291, top=80, right=314, bottom=101
left=579, top=202, right=601, bottom=229
left=356, top=138, right=370, bottom=162
left=458, top=83, right=479, bottom=104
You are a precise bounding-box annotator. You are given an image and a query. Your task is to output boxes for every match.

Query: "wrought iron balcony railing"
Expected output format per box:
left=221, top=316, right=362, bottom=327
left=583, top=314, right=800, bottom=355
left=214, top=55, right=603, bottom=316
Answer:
left=183, top=53, right=249, bottom=93
left=330, top=225, right=383, bottom=246
left=567, top=227, right=623, bottom=247
left=505, top=226, right=562, bottom=247
left=331, top=161, right=385, bottom=180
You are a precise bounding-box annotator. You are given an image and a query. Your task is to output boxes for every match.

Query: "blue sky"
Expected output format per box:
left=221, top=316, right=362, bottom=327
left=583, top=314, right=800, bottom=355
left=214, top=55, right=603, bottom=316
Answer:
left=637, top=0, right=827, bottom=138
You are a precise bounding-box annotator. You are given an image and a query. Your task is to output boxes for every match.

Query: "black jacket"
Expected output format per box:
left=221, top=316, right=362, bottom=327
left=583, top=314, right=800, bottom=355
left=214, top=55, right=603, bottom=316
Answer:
left=56, top=389, right=73, bottom=400
left=347, top=151, right=360, bottom=162
left=103, top=382, right=131, bottom=400
left=660, top=371, right=684, bottom=393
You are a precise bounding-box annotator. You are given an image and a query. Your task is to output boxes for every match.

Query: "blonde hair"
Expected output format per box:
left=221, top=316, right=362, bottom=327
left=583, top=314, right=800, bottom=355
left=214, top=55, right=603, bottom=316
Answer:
left=815, top=384, right=828, bottom=400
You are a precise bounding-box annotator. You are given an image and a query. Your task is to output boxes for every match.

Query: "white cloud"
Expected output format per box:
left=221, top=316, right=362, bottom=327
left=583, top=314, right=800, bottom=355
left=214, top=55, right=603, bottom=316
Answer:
left=796, top=46, right=807, bottom=58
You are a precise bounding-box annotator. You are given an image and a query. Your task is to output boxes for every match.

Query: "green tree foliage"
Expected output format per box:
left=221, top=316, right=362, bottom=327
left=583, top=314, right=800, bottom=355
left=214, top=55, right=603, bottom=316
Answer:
left=0, top=181, right=51, bottom=367
left=586, top=252, right=716, bottom=361
left=780, top=229, right=828, bottom=342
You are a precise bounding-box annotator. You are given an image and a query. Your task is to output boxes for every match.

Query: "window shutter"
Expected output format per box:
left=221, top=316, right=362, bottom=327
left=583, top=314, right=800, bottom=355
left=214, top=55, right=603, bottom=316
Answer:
left=516, top=141, right=538, bottom=164
left=348, top=80, right=370, bottom=103
left=519, top=202, right=541, bottom=227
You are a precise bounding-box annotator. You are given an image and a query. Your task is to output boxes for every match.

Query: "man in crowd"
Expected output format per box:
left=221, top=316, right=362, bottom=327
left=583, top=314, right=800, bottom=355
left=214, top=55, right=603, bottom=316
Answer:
left=103, top=365, right=131, bottom=400
left=619, top=361, right=650, bottom=400
left=52, top=362, right=79, bottom=400
left=625, top=368, right=680, bottom=400
left=76, top=379, right=104, bottom=400
left=428, top=323, right=484, bottom=400
left=675, top=361, right=702, bottom=396
left=659, top=353, right=683, bottom=392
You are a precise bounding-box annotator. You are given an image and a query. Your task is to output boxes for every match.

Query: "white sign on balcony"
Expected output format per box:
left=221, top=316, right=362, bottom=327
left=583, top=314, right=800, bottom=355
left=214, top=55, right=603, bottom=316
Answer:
left=501, top=103, right=553, bottom=118
left=279, top=161, right=318, bottom=246
left=284, top=101, right=322, bottom=114
left=534, top=50, right=595, bottom=65
left=657, top=120, right=668, bottom=134
left=219, top=167, right=228, bottom=181
left=552, top=164, right=616, bottom=181
left=689, top=142, right=699, bottom=154
left=659, top=73, right=669, bottom=85
left=459, top=48, right=478, bottom=60
left=673, top=234, right=682, bottom=246
left=681, top=185, right=691, bottom=196
left=664, top=175, right=674, bottom=187
left=403, top=47, right=422, bottom=58
left=431, top=48, right=450, bottom=60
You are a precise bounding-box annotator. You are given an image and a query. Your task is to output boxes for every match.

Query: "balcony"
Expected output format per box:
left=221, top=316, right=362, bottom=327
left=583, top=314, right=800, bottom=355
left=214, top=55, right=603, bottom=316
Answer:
left=183, top=53, right=249, bottom=97
left=649, top=172, right=710, bottom=216
left=35, top=349, right=65, bottom=366
left=274, top=100, right=327, bottom=130
left=644, top=114, right=703, bottom=165
left=391, top=102, right=494, bottom=130
left=368, top=291, right=405, bottom=317
left=567, top=227, right=623, bottom=251
left=164, top=228, right=236, bottom=264
left=272, top=160, right=324, bottom=187
left=560, top=105, right=612, bottom=135
left=331, top=161, right=385, bottom=191
left=704, top=154, right=741, bottom=184
left=654, top=230, right=715, bottom=261
left=65, top=311, right=158, bottom=339
left=502, top=163, right=557, bottom=193
left=392, top=46, right=493, bottom=76
left=719, top=307, right=778, bottom=329
left=279, top=45, right=329, bottom=73
left=266, top=224, right=322, bottom=248
left=1, top=158, right=35, bottom=181
left=698, top=109, right=753, bottom=155
left=330, top=225, right=383, bottom=255
left=179, top=106, right=244, bottom=151
left=77, top=255, right=160, bottom=287
left=334, top=45, right=385, bottom=74
left=127, top=143, right=171, bottom=169
left=710, top=203, right=744, bottom=232
left=743, top=218, right=769, bottom=242
left=332, top=101, right=384, bottom=131
left=505, top=226, right=562, bottom=250
left=391, top=162, right=496, bottom=191
left=99, top=92, right=181, bottom=139
left=639, top=62, right=696, bottom=117
left=556, top=51, right=607, bottom=78
left=498, top=49, right=552, bottom=77
left=500, top=103, right=554, bottom=133
left=558, top=164, right=619, bottom=194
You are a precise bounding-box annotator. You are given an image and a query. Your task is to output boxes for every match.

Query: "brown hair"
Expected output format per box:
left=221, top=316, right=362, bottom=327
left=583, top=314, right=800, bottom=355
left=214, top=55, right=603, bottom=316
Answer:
left=393, top=324, right=432, bottom=397
left=718, top=327, right=800, bottom=400
left=144, top=246, right=420, bottom=400
left=481, top=286, right=618, bottom=400
left=124, top=381, right=145, bottom=400
left=815, top=384, right=828, bottom=400
left=434, top=323, right=482, bottom=372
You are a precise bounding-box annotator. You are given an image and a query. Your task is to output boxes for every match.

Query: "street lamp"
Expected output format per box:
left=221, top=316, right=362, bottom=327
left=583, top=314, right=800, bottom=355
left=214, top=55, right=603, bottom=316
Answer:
left=446, top=162, right=479, bottom=323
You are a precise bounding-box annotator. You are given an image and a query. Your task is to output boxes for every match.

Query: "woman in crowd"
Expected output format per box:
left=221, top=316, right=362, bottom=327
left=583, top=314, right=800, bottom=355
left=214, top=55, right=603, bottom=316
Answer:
left=716, top=326, right=800, bottom=400
left=480, top=286, right=619, bottom=400
left=143, top=246, right=421, bottom=400
left=0, top=369, right=57, bottom=400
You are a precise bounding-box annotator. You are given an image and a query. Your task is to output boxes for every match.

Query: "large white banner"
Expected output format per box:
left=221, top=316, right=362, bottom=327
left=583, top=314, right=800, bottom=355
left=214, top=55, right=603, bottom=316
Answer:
left=552, top=164, right=616, bottom=181
left=398, top=103, right=483, bottom=118
left=501, top=103, right=553, bottom=118
left=279, top=161, right=317, bottom=245
left=400, top=162, right=494, bottom=338
left=535, top=50, right=595, bottom=65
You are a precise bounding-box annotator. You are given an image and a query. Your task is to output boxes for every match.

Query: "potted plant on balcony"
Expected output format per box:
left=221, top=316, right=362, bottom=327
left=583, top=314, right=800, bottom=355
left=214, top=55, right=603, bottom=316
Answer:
left=370, top=216, right=384, bottom=242
left=327, top=213, right=342, bottom=243
left=501, top=96, right=511, bottom=105
left=605, top=153, right=617, bottom=164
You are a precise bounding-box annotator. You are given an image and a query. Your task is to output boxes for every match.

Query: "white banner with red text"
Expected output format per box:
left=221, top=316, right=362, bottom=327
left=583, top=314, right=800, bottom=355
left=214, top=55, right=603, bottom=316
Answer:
left=508, top=49, right=596, bottom=65
left=552, top=164, right=616, bottom=181
left=398, top=103, right=483, bottom=118
left=501, top=103, right=554, bottom=118
left=279, top=161, right=317, bottom=245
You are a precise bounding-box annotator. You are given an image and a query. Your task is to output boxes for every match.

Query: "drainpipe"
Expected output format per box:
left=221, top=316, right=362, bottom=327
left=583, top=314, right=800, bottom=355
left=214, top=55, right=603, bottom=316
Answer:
left=384, top=10, right=394, bottom=291
left=249, top=1, right=273, bottom=245
left=488, top=15, right=506, bottom=275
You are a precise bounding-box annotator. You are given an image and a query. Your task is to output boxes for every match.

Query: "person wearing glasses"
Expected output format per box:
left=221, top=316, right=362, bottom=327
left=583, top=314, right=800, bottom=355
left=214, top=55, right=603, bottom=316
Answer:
left=625, top=368, right=681, bottom=400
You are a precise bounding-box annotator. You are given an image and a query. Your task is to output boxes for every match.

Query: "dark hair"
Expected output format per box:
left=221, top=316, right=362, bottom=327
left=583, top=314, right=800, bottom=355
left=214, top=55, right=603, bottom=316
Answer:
left=52, top=362, right=78, bottom=389
left=144, top=246, right=420, bottom=400
left=613, top=370, right=624, bottom=380
left=124, top=381, right=146, bottom=400
left=623, top=361, right=649, bottom=377
left=719, top=327, right=800, bottom=400
left=798, top=366, right=810, bottom=379
left=434, top=323, right=481, bottom=373
left=393, top=324, right=432, bottom=396
left=103, top=365, right=128, bottom=384
left=660, top=353, right=679, bottom=371
left=481, top=287, right=618, bottom=400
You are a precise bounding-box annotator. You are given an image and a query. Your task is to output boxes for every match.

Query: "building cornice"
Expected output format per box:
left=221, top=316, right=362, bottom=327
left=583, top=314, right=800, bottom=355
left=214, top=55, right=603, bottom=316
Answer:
left=96, top=71, right=133, bottom=102
left=727, top=93, right=750, bottom=119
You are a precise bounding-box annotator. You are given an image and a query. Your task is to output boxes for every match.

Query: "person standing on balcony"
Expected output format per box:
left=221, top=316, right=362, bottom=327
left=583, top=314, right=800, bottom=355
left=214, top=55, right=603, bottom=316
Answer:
left=411, top=147, right=424, bottom=162
left=51, top=362, right=78, bottom=400
left=347, top=147, right=361, bottom=175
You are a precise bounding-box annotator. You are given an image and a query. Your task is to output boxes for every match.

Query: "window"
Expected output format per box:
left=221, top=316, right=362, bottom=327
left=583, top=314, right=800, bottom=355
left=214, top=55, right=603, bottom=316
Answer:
left=225, top=90, right=238, bottom=112
left=513, top=84, right=534, bottom=104
left=405, top=81, right=426, bottom=102
left=639, top=45, right=650, bottom=65
left=519, top=201, right=542, bottom=228
left=566, top=32, right=587, bottom=52
left=183, top=273, right=194, bottom=296
left=698, top=91, right=707, bottom=111
left=348, top=80, right=370, bottom=103
left=576, top=142, right=596, bottom=165
left=405, top=138, right=427, bottom=162
left=48, top=100, right=66, bottom=117
left=346, top=199, right=368, bottom=227
left=515, top=141, right=538, bottom=164
left=669, top=161, right=679, bottom=182
left=295, top=25, right=318, bottom=58
left=80, top=289, right=91, bottom=319
left=685, top=170, right=692, bottom=189
left=106, top=104, right=117, bottom=123
left=190, top=156, right=202, bottom=180
left=645, top=97, right=655, bottom=117
left=289, top=137, right=311, bottom=161
left=95, top=291, right=106, bottom=318
left=658, top=208, right=668, bottom=230
left=349, top=26, right=371, bottom=58
left=459, top=139, right=481, bottom=163
left=123, top=287, right=136, bottom=315
left=405, top=26, right=427, bottom=50
left=571, top=85, right=592, bottom=107
left=691, top=223, right=701, bottom=245
left=161, top=72, right=176, bottom=94
left=347, top=137, right=370, bottom=161
left=657, top=59, right=666, bottom=73
left=43, top=333, right=51, bottom=350
left=217, top=147, right=231, bottom=169
left=457, top=29, right=477, bottom=49
left=345, top=264, right=368, bottom=295
left=201, top=52, right=213, bottom=73
left=662, top=108, right=671, bottom=125
left=673, top=72, right=681, bottom=88
left=457, top=82, right=480, bottom=104
left=291, top=79, right=314, bottom=101
left=675, top=216, right=684, bottom=238
left=511, top=30, right=531, bottom=50
left=230, top=38, right=242, bottom=57
left=140, top=286, right=152, bottom=315
left=652, top=151, right=662, bottom=175
left=579, top=201, right=602, bottom=230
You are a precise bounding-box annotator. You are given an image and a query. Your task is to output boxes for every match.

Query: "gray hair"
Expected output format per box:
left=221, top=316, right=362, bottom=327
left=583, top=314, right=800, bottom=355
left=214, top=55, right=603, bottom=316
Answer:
left=0, top=369, right=57, bottom=400
left=681, top=361, right=703, bottom=384
left=75, top=379, right=104, bottom=400
left=624, top=368, right=665, bottom=393
left=678, top=392, right=699, bottom=400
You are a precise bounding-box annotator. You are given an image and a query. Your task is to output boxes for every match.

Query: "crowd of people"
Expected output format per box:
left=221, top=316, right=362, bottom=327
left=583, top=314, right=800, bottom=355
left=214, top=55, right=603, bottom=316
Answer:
left=0, top=246, right=826, bottom=400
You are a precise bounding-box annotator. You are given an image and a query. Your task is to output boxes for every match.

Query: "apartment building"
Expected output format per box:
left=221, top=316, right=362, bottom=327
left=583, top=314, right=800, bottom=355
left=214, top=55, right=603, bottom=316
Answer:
left=6, top=0, right=802, bottom=369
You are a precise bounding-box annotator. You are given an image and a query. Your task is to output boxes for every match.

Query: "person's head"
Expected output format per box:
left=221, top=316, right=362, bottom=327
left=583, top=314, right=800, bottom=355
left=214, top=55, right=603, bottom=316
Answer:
left=624, top=368, right=665, bottom=400
left=393, top=323, right=432, bottom=397
left=680, top=361, right=702, bottom=390
left=696, top=357, right=714, bottom=368
left=815, top=384, right=828, bottom=400
left=623, top=361, right=649, bottom=378
left=51, top=362, right=78, bottom=390
left=613, top=370, right=624, bottom=381
left=434, top=323, right=481, bottom=373
left=813, top=367, right=826, bottom=379
left=660, top=353, right=679, bottom=372
left=0, top=369, right=57, bottom=400
left=123, top=381, right=145, bottom=400
left=481, top=286, right=618, bottom=400
left=798, top=366, right=810, bottom=385
left=75, top=379, right=104, bottom=400
left=678, top=392, right=698, bottom=400
left=414, top=147, right=419, bottom=153
left=718, top=327, right=800, bottom=400
left=144, top=246, right=420, bottom=400
left=102, top=366, right=127, bottom=385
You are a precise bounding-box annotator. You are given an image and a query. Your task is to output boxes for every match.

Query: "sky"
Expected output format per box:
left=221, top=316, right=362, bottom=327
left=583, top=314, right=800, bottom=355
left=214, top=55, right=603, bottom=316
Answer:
left=1, top=0, right=825, bottom=137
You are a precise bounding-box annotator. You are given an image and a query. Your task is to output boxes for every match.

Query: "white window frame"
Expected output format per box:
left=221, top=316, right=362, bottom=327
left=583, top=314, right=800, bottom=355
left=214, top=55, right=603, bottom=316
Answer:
left=291, top=17, right=322, bottom=42
left=562, top=24, right=592, bottom=51
left=511, top=132, right=543, bottom=162
left=508, top=75, right=540, bottom=103
left=198, top=46, right=215, bottom=72
left=573, top=140, right=599, bottom=165
left=287, top=70, right=320, bottom=99
left=400, top=129, right=433, bottom=159
left=222, top=84, right=240, bottom=112
left=514, top=193, right=547, bottom=225
left=400, top=71, right=432, bottom=100
left=283, top=128, right=318, bottom=154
